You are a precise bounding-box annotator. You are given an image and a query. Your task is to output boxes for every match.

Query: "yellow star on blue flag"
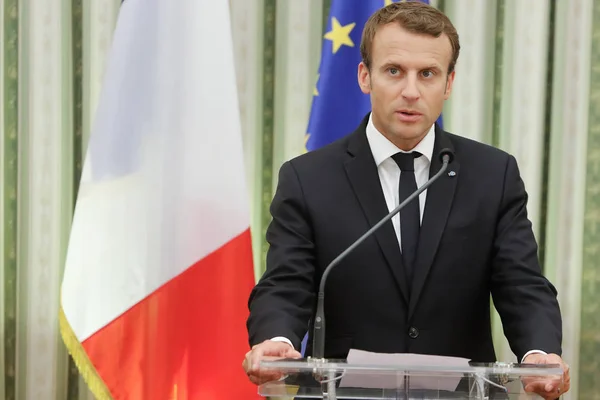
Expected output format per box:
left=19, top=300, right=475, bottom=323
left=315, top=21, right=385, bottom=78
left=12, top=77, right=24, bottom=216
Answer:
left=304, top=0, right=443, bottom=152
left=324, top=17, right=356, bottom=54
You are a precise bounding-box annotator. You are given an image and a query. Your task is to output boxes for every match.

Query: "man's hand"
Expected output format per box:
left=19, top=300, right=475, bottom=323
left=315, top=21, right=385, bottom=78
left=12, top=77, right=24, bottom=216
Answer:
left=522, top=353, right=570, bottom=400
left=242, top=340, right=302, bottom=385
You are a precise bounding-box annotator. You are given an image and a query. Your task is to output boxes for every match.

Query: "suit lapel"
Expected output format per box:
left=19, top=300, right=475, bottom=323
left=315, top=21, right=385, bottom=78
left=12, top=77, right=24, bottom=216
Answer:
left=409, top=126, right=460, bottom=319
left=344, top=121, right=410, bottom=304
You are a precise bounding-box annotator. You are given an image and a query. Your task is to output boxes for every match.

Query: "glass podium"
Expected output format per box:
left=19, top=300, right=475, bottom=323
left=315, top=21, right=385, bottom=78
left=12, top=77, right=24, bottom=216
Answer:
left=258, top=357, right=563, bottom=399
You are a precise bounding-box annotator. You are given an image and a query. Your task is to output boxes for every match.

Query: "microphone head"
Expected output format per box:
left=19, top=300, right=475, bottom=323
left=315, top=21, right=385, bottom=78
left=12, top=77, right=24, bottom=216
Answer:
left=439, top=148, right=455, bottom=164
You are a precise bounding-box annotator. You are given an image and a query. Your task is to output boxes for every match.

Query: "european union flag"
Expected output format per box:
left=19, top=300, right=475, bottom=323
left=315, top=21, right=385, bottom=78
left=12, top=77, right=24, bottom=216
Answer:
left=305, top=0, right=443, bottom=152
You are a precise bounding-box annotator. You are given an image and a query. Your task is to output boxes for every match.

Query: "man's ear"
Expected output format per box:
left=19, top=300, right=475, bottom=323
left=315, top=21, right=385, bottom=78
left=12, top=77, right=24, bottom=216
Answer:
left=358, top=62, right=371, bottom=94
left=444, top=70, right=456, bottom=98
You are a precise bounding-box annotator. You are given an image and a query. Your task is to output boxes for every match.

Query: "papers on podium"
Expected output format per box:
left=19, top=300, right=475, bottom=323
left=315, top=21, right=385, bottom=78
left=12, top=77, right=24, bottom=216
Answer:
left=340, top=349, right=470, bottom=392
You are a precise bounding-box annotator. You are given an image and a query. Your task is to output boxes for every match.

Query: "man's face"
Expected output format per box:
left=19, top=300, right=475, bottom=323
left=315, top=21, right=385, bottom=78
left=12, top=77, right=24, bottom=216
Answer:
left=358, top=23, right=455, bottom=150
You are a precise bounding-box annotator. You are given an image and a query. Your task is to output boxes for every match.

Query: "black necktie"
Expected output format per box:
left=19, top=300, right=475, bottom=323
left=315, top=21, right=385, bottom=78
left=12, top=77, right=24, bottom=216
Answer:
left=392, top=152, right=421, bottom=282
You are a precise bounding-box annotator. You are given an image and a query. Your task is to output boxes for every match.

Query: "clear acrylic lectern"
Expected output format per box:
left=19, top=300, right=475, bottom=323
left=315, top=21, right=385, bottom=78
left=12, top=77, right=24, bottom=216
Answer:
left=258, top=357, right=563, bottom=399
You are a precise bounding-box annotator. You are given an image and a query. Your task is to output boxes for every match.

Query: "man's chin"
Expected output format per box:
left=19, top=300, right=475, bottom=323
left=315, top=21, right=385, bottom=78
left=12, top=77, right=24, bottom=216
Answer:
left=394, top=123, right=429, bottom=137
left=386, top=131, right=428, bottom=150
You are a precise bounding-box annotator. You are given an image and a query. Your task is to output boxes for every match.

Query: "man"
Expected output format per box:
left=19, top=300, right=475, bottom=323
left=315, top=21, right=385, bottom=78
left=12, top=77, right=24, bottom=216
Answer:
left=243, top=2, right=570, bottom=399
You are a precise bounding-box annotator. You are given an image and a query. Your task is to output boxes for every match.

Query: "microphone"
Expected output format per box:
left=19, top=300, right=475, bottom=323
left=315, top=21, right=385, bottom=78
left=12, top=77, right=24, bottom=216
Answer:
left=311, top=148, right=455, bottom=360
left=439, top=148, right=454, bottom=164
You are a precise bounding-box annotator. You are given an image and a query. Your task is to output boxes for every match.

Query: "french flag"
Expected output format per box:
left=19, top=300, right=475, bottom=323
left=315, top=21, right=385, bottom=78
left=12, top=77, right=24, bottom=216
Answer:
left=60, top=0, right=257, bottom=398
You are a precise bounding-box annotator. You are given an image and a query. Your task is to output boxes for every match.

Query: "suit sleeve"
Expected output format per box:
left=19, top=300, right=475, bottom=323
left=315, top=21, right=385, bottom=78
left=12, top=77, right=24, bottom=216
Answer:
left=490, top=155, right=562, bottom=361
left=246, top=160, right=316, bottom=349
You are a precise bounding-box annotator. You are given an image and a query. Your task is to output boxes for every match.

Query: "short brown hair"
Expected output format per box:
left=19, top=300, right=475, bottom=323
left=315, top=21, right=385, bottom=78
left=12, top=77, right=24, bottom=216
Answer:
left=360, top=1, right=460, bottom=74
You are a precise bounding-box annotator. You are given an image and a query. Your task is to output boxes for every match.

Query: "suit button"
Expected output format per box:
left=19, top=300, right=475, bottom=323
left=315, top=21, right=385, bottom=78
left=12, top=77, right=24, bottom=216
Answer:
left=408, top=327, right=419, bottom=339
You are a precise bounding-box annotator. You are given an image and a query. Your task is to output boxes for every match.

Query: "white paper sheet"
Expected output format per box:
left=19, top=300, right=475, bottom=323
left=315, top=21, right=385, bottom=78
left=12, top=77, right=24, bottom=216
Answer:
left=340, top=349, right=471, bottom=392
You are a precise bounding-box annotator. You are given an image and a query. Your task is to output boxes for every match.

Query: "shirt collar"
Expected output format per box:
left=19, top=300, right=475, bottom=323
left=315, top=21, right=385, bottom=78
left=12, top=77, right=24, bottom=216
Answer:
left=365, top=114, right=435, bottom=167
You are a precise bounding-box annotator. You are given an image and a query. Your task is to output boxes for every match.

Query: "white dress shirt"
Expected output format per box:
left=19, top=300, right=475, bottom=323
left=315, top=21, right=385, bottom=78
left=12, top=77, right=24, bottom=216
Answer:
left=365, top=115, right=434, bottom=250
left=271, top=115, right=544, bottom=362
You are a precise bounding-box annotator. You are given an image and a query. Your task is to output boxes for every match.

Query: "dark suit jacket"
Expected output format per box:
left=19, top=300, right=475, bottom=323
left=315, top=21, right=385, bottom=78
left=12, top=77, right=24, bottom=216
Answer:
left=247, top=115, right=562, bottom=362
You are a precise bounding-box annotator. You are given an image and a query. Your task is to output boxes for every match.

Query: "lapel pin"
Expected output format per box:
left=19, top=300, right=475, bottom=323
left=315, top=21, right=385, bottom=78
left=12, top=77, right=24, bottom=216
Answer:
left=448, top=171, right=456, bottom=177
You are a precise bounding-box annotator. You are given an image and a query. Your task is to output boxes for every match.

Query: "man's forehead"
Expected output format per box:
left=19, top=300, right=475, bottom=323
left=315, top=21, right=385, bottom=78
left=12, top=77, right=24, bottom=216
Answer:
left=370, top=26, right=452, bottom=63
left=372, top=24, right=450, bottom=47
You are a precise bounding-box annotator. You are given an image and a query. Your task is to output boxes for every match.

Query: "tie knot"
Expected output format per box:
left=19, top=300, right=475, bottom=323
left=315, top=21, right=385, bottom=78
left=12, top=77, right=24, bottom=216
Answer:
left=392, top=152, right=421, bottom=171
